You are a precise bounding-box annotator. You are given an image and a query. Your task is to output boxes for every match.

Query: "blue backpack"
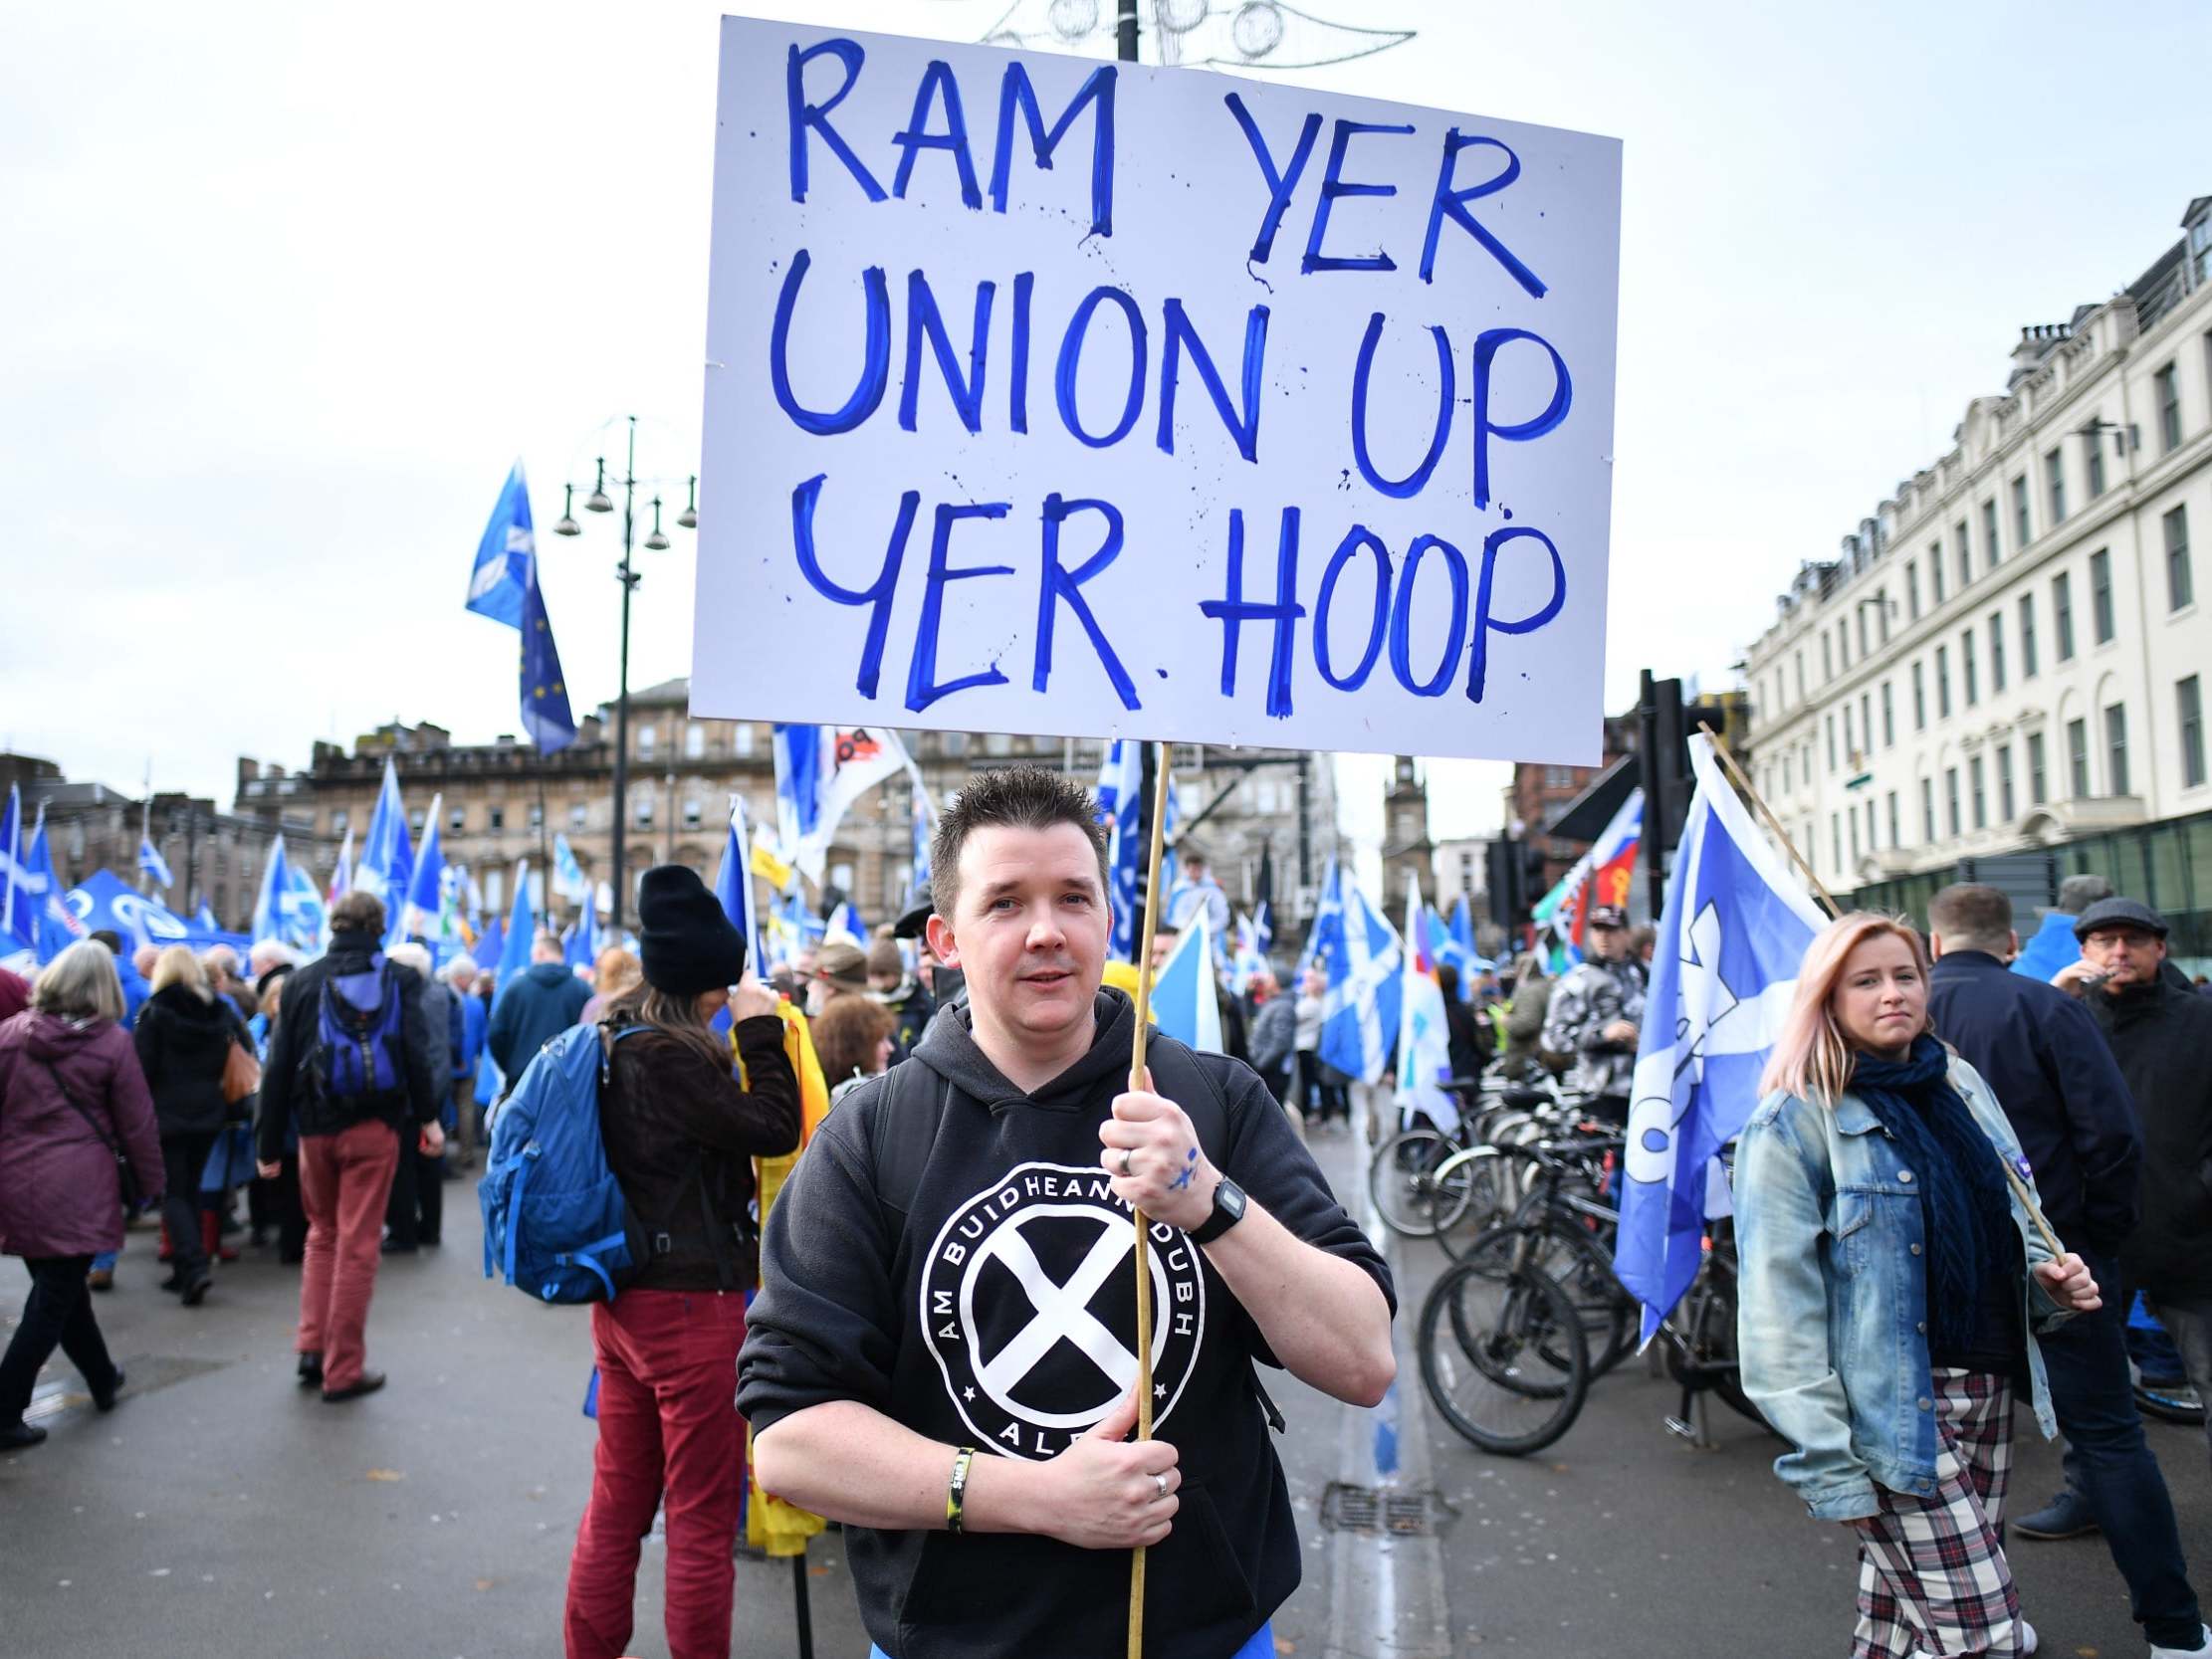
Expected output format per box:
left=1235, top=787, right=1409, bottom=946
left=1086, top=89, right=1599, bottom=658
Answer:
left=480, top=1024, right=647, bottom=1304
left=316, top=962, right=406, bottom=1102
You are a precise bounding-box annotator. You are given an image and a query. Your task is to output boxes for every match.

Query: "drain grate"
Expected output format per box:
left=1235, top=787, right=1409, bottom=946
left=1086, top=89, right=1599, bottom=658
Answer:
left=1320, top=1481, right=1443, bottom=1536
left=25, top=1353, right=228, bottom=1423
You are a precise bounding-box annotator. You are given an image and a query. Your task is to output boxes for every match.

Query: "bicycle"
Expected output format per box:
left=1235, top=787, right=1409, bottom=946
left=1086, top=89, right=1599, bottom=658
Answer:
left=1367, top=1075, right=1552, bottom=1237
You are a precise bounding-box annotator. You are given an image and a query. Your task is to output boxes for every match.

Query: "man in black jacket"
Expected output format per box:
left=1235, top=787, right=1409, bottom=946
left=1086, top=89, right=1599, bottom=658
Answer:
left=740, top=767, right=1395, bottom=1659
left=255, top=892, right=441, bottom=1402
left=1927, top=886, right=2207, bottom=1656
left=2059, top=900, right=2212, bottom=1477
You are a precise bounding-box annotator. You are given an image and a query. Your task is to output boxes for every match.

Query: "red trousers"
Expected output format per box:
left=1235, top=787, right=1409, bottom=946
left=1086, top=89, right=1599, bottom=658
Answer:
left=296, top=1119, right=400, bottom=1392
left=564, top=1289, right=748, bottom=1659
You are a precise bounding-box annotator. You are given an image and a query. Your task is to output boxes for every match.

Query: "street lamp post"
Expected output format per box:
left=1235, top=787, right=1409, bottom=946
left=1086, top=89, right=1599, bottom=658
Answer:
left=553, top=415, right=699, bottom=931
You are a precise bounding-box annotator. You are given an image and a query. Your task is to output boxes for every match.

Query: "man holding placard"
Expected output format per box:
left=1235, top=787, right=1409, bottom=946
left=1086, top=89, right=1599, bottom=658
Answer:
left=739, top=767, right=1394, bottom=1659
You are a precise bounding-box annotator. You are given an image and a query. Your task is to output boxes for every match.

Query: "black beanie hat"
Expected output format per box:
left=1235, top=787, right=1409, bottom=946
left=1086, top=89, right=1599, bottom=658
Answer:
left=636, top=865, right=748, bottom=996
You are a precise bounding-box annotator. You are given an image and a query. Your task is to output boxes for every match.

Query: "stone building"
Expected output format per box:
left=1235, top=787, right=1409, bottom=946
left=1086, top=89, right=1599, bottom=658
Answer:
left=1741, top=194, right=2212, bottom=961
left=1379, top=755, right=1434, bottom=909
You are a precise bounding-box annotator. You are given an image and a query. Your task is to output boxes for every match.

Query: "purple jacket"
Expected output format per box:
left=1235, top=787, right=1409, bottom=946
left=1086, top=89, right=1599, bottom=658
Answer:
left=0, top=1011, right=165, bottom=1258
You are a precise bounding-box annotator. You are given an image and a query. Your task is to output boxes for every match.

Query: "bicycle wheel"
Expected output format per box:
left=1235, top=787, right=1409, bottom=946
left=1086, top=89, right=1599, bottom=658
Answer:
left=1428, top=1147, right=1511, bottom=1251
left=1672, top=1279, right=1768, bottom=1428
left=1420, top=1247, right=1591, bottom=1456
left=1445, top=1220, right=1633, bottom=1375
left=2136, top=1378, right=2207, bottom=1427
left=1368, top=1129, right=1463, bottom=1237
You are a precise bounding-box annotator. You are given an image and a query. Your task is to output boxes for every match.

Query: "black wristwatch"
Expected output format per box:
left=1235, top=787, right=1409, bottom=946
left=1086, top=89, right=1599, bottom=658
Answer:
left=1190, top=1174, right=1247, bottom=1245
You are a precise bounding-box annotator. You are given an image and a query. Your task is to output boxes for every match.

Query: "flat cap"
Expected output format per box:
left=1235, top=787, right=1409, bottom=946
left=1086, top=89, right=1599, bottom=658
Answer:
left=2073, top=896, right=2168, bottom=941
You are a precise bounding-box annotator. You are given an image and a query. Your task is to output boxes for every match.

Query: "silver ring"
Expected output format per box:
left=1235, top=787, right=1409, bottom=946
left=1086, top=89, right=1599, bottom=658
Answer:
left=1118, top=1146, right=1135, bottom=1176
left=1153, top=1472, right=1168, bottom=1501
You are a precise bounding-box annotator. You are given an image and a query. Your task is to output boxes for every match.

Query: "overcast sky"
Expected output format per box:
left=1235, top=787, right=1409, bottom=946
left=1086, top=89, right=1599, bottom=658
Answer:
left=4, top=0, right=2205, bottom=870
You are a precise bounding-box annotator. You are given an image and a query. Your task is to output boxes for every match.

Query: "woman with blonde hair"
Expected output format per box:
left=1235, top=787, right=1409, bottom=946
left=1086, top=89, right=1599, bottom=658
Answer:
left=0, top=941, right=165, bottom=1449
left=134, top=944, right=252, bottom=1305
left=1736, top=912, right=2102, bottom=1659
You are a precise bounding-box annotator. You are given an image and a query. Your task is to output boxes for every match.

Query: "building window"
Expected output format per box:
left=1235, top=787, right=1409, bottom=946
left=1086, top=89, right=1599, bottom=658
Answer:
left=330, top=808, right=349, bottom=835
left=1794, top=652, right=1805, bottom=702
left=2105, top=705, right=2129, bottom=796
left=2155, top=361, right=2182, bottom=453
left=830, top=861, right=854, bottom=895
left=1945, top=768, right=1961, bottom=837
left=1821, top=633, right=1833, bottom=681
left=637, top=725, right=656, bottom=759
left=409, top=808, right=425, bottom=835
left=1988, top=613, right=2006, bottom=693
left=1877, top=589, right=1890, bottom=645
left=2009, top=478, right=2029, bottom=550
left=1866, top=799, right=1878, bottom=851
left=1825, top=714, right=1837, bottom=771
left=733, top=724, right=756, bottom=758
left=1969, top=755, right=1986, bottom=830
left=1961, top=630, right=1978, bottom=707
left=448, top=806, right=465, bottom=833
left=2166, top=506, right=2194, bottom=611
left=1920, top=777, right=1936, bottom=842
left=1935, top=645, right=1951, bottom=719
left=2054, top=572, right=2076, bottom=661
left=485, top=868, right=504, bottom=912
left=1782, top=751, right=1792, bottom=793
left=634, top=793, right=654, bottom=829
left=1859, top=694, right=1872, bottom=760
left=1912, top=661, right=1926, bottom=729
left=2085, top=430, right=2105, bottom=499
left=488, top=805, right=504, bottom=831
left=569, top=801, right=586, bottom=829
left=1880, top=680, right=1894, bottom=746
left=1958, top=520, right=1975, bottom=585
left=2090, top=548, right=2114, bottom=644
left=1844, top=704, right=1856, bottom=757
left=2018, top=594, right=2038, bottom=678
left=986, top=732, right=1013, bottom=756
left=2028, top=730, right=2047, bottom=805
left=1886, top=790, right=1899, bottom=847
left=684, top=723, right=707, bottom=760
left=529, top=802, right=544, bottom=831
left=2181, top=675, right=2207, bottom=789
left=2067, top=718, right=2091, bottom=798
left=942, top=730, right=969, bottom=756
left=683, top=798, right=703, bottom=830
left=1906, top=561, right=1921, bottom=618
left=2044, top=448, right=2065, bottom=524
left=1997, top=744, right=2015, bottom=820
left=1831, top=814, right=1842, bottom=873
left=1849, top=808, right=1860, bottom=863
left=1931, top=541, right=1947, bottom=604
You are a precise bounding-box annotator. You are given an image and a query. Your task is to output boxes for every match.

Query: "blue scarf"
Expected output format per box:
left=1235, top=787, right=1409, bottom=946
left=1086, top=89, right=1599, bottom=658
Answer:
left=1848, top=1035, right=2015, bottom=1355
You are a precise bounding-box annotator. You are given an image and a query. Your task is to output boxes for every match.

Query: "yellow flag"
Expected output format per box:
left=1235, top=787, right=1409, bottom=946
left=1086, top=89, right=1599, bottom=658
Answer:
left=750, top=828, right=795, bottom=893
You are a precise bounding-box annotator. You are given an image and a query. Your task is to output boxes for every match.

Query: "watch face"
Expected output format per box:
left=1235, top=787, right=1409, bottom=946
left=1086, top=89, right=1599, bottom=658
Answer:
left=1217, top=1178, right=1246, bottom=1222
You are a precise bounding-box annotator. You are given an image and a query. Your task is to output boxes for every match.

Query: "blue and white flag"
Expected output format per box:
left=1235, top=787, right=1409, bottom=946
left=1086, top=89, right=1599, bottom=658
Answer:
left=138, top=836, right=174, bottom=891
left=19, top=811, right=86, bottom=965
left=1228, top=913, right=1267, bottom=997
left=1149, top=911, right=1222, bottom=1054
left=1099, top=740, right=1144, bottom=960
left=1616, top=732, right=1830, bottom=1342
left=475, top=916, right=506, bottom=989
left=63, top=870, right=195, bottom=951
left=1252, top=898, right=1273, bottom=957
left=713, top=795, right=765, bottom=973
left=1397, top=878, right=1457, bottom=1132
left=355, top=758, right=414, bottom=910
left=497, top=860, right=534, bottom=988
left=1438, top=898, right=1483, bottom=1000
left=1305, top=862, right=1403, bottom=1086
left=0, top=786, right=32, bottom=956
left=252, top=834, right=329, bottom=952
left=551, top=833, right=591, bottom=905
left=824, top=901, right=866, bottom=948
left=194, top=902, right=220, bottom=933
left=399, top=796, right=448, bottom=944
left=466, top=460, right=537, bottom=629
left=774, top=724, right=920, bottom=888
left=563, top=888, right=601, bottom=973
left=909, top=789, right=933, bottom=907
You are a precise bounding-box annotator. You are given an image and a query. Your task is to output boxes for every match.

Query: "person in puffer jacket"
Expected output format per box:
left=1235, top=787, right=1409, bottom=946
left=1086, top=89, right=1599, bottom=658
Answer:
left=0, top=941, right=165, bottom=1450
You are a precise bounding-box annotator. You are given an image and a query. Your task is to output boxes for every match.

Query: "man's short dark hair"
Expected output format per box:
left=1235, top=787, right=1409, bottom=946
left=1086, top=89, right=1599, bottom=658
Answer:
left=1928, top=883, right=2013, bottom=952
left=89, top=929, right=123, bottom=954
left=931, top=765, right=1109, bottom=919
left=331, top=890, right=385, bottom=934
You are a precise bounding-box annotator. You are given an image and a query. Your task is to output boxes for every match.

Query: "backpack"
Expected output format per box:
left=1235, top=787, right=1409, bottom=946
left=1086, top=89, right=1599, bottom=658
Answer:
left=480, top=1024, right=648, bottom=1304
left=314, top=961, right=406, bottom=1104
left=865, top=1033, right=1286, bottom=1433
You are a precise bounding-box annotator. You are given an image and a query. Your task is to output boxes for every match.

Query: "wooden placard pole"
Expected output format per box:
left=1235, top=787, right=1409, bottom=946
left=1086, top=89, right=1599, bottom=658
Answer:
left=1125, top=738, right=1173, bottom=1659
left=1701, top=728, right=2069, bottom=1261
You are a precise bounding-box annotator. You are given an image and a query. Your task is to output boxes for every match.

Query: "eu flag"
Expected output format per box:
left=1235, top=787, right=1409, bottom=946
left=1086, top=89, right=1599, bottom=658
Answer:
left=520, top=577, right=577, bottom=755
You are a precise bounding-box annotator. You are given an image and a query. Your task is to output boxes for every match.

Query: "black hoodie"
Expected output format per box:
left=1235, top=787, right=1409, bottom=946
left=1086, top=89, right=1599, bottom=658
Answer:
left=739, top=988, right=1392, bottom=1659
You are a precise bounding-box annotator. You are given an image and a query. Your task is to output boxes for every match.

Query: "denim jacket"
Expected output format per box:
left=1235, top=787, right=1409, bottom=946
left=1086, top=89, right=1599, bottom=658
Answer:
left=1735, top=1054, right=2071, bottom=1522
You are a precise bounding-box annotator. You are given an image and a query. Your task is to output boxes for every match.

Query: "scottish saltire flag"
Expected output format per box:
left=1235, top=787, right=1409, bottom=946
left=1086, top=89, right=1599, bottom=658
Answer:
left=251, top=834, right=327, bottom=951
left=1228, top=913, right=1267, bottom=996
left=824, top=902, right=866, bottom=947
left=355, top=759, right=414, bottom=909
left=1396, top=881, right=1457, bottom=1132
left=466, top=461, right=536, bottom=629
left=326, top=826, right=353, bottom=905
left=1615, top=734, right=1829, bottom=1341
left=1149, top=911, right=1222, bottom=1053
left=194, top=902, right=219, bottom=932
left=0, top=786, right=31, bottom=956
left=497, top=861, right=534, bottom=988
left=563, top=889, right=601, bottom=973
left=551, top=833, right=591, bottom=905
left=474, top=917, right=505, bottom=988
left=399, top=797, right=449, bottom=944
left=1306, top=862, right=1403, bottom=1086
left=21, top=813, right=86, bottom=964
left=1099, top=740, right=1144, bottom=959
left=1252, top=898, right=1273, bottom=956
left=774, top=725, right=921, bottom=888
left=137, top=836, right=174, bottom=891
left=910, top=790, right=932, bottom=906
left=714, top=795, right=765, bottom=970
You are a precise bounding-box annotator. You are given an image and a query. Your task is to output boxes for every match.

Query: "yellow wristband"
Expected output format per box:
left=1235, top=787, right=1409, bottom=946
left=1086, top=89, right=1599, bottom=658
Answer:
left=946, top=1447, right=976, bottom=1535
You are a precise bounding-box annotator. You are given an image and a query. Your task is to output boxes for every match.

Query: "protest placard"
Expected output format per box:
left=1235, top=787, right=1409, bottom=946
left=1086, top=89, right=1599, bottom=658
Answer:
left=693, top=17, right=1621, bottom=762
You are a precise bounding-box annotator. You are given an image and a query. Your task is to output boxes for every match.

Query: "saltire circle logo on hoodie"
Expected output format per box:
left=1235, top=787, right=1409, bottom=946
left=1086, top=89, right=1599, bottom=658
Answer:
left=920, top=1161, right=1208, bottom=1460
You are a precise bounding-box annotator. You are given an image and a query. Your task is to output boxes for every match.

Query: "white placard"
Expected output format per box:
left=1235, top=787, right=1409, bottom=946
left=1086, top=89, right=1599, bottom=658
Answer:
left=694, top=17, right=1620, bottom=762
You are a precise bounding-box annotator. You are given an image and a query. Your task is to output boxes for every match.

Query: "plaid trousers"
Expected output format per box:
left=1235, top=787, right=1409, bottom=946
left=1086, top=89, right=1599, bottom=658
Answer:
left=1853, top=1368, right=2029, bottom=1659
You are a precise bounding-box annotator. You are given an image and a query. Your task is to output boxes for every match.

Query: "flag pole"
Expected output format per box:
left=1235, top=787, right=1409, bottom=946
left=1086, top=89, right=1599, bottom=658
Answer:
left=1701, top=727, right=2070, bottom=1262
left=1125, top=737, right=1172, bottom=1659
